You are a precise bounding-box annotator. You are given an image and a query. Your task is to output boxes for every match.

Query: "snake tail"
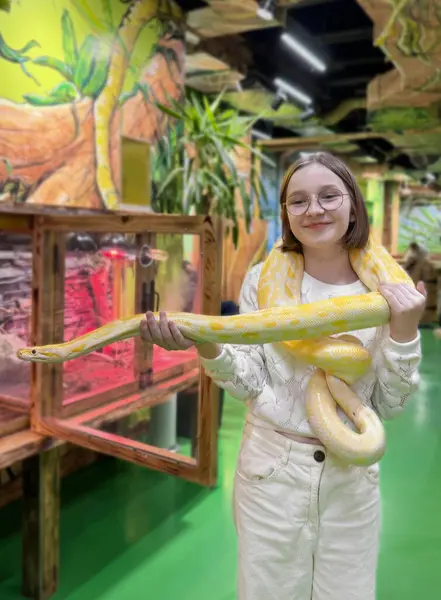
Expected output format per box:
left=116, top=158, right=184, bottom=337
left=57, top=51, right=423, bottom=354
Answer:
left=306, top=370, right=386, bottom=466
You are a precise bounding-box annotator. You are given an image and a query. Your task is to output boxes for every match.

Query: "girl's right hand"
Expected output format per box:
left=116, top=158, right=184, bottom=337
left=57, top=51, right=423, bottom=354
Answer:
left=140, top=311, right=195, bottom=351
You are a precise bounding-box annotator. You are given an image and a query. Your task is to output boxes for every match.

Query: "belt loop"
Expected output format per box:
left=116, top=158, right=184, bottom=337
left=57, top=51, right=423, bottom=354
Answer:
left=282, top=437, right=292, bottom=465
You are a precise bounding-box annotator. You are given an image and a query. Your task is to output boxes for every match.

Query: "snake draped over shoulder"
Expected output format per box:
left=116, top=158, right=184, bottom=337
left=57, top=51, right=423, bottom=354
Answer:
left=16, top=233, right=414, bottom=466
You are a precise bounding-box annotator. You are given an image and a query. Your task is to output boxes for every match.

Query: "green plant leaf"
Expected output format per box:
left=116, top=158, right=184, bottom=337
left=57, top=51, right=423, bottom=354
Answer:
left=61, top=10, right=79, bottom=72
left=153, top=89, right=268, bottom=247
left=156, top=166, right=185, bottom=198
left=209, top=88, right=226, bottom=115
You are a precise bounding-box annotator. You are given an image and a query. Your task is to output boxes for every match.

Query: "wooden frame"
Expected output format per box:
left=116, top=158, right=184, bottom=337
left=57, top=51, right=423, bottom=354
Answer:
left=0, top=208, right=222, bottom=599
left=20, top=211, right=223, bottom=488
left=0, top=208, right=223, bottom=477
left=257, top=129, right=435, bottom=152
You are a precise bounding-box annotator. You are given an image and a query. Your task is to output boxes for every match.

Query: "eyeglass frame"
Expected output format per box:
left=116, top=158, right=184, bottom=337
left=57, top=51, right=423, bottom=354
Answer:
left=282, top=190, right=350, bottom=216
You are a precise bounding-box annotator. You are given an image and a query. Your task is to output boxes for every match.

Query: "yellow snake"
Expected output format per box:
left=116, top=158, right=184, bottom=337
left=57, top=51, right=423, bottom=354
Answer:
left=16, top=233, right=414, bottom=466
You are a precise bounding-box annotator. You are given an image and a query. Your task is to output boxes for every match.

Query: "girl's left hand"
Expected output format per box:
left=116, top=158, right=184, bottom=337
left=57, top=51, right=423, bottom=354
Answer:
left=379, top=281, right=427, bottom=343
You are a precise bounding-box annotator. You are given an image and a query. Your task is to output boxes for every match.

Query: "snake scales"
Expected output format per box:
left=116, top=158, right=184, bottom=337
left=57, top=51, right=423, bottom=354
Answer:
left=17, top=233, right=414, bottom=466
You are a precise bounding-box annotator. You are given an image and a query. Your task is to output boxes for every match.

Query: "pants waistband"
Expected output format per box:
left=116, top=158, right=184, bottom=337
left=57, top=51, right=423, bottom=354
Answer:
left=243, top=420, right=328, bottom=467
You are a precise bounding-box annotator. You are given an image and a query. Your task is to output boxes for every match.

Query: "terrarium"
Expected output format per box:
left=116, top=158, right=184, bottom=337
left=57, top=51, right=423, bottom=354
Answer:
left=0, top=209, right=222, bottom=487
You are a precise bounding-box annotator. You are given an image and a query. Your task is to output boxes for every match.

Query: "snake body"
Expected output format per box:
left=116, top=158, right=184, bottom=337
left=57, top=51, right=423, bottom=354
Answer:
left=17, top=233, right=414, bottom=466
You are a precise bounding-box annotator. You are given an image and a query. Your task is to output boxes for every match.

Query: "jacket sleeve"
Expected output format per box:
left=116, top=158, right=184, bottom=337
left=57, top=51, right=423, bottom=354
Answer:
left=372, top=327, right=422, bottom=420
left=198, top=264, right=271, bottom=402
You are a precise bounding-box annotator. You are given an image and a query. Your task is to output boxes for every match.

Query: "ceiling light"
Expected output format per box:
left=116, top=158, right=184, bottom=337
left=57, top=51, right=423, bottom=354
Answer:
left=271, top=90, right=287, bottom=111
left=299, top=107, right=315, bottom=122
left=281, top=32, right=326, bottom=73
left=252, top=129, right=271, bottom=140
left=274, top=77, right=312, bottom=106
left=257, top=0, right=275, bottom=21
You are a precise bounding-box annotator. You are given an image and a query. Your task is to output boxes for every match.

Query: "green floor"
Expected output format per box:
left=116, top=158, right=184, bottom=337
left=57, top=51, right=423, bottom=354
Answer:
left=0, top=330, right=440, bottom=599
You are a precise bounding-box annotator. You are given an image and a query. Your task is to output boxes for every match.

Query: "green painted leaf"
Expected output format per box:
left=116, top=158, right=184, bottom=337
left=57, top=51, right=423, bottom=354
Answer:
left=79, top=39, right=110, bottom=98
left=33, top=55, right=73, bottom=80
left=49, top=81, right=78, bottom=101
left=23, top=93, right=62, bottom=106
left=156, top=102, right=182, bottom=120
left=61, top=9, right=79, bottom=72
left=2, top=158, right=12, bottom=174
left=69, top=0, right=113, bottom=35
left=119, top=82, right=149, bottom=106
left=23, top=81, right=78, bottom=106
left=73, top=35, right=97, bottom=92
left=19, top=39, right=40, bottom=54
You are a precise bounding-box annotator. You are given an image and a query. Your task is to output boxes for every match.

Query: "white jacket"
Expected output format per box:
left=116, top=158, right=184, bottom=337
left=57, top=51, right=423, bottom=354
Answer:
left=199, top=263, right=422, bottom=438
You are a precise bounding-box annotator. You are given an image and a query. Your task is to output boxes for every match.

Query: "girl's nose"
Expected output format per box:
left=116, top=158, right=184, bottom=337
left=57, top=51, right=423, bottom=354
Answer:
left=305, top=196, right=324, bottom=216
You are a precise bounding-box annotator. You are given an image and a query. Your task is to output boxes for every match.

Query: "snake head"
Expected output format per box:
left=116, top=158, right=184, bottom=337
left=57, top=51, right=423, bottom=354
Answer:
left=16, top=346, right=65, bottom=363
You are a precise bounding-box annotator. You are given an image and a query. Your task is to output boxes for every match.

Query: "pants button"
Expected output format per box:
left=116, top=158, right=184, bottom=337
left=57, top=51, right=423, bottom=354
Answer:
left=314, top=450, right=325, bottom=463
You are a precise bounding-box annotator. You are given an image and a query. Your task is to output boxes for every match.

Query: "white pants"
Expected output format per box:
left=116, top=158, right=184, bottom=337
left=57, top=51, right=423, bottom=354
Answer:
left=233, top=421, right=381, bottom=600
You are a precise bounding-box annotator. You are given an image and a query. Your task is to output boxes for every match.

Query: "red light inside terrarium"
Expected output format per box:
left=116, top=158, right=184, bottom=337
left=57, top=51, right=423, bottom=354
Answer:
left=100, top=247, right=127, bottom=260
left=61, top=235, right=199, bottom=412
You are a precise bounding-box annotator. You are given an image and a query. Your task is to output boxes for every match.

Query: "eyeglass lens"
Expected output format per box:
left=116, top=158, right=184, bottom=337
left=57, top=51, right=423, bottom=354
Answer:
left=286, top=190, right=344, bottom=215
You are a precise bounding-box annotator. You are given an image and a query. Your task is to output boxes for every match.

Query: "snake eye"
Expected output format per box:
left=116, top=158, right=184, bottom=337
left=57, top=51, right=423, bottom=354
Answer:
left=31, top=349, right=37, bottom=355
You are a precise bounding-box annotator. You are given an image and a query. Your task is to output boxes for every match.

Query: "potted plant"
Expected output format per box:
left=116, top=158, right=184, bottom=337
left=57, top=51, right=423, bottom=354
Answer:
left=152, top=89, right=268, bottom=245
left=152, top=90, right=269, bottom=437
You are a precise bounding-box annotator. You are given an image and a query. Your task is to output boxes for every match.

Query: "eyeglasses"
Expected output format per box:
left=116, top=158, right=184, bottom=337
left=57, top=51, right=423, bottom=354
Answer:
left=283, top=190, right=348, bottom=216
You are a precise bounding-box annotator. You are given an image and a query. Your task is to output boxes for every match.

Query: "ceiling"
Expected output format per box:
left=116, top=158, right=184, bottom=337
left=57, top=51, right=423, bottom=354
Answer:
left=175, top=0, right=441, bottom=182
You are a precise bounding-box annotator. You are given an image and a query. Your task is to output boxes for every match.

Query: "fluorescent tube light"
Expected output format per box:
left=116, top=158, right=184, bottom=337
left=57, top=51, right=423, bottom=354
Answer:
left=252, top=129, right=271, bottom=140
left=281, top=32, right=326, bottom=73
left=274, top=77, right=312, bottom=106
left=257, top=0, right=275, bottom=21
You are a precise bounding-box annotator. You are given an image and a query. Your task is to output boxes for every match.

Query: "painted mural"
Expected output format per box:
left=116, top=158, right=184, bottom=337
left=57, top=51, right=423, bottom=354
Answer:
left=260, top=151, right=282, bottom=253
left=398, top=204, right=441, bottom=254
left=0, top=0, right=185, bottom=209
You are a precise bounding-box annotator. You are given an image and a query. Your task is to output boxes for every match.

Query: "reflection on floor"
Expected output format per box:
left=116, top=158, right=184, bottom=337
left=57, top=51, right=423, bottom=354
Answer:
left=0, top=330, right=440, bottom=600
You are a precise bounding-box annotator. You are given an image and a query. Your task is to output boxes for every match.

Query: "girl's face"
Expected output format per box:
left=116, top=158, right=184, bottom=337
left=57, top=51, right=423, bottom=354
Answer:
left=285, top=163, right=354, bottom=252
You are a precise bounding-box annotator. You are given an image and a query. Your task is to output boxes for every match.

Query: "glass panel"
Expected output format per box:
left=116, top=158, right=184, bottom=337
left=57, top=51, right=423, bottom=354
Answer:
left=60, top=231, right=203, bottom=462
left=62, top=231, right=137, bottom=408
left=0, top=232, right=32, bottom=409
left=78, top=377, right=201, bottom=460
left=151, top=232, right=200, bottom=385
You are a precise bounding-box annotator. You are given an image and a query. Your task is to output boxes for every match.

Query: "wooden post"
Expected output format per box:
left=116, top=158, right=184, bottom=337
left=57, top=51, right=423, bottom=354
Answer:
left=23, top=219, right=65, bottom=599
left=22, top=449, right=60, bottom=600
left=197, top=216, right=223, bottom=487
left=134, top=232, right=156, bottom=387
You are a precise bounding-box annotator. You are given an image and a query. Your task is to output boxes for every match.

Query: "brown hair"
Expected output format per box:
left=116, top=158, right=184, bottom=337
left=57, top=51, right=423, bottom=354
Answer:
left=280, top=152, right=370, bottom=253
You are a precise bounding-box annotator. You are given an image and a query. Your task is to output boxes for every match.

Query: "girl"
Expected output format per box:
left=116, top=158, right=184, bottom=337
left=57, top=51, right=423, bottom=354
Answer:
left=140, top=152, right=426, bottom=600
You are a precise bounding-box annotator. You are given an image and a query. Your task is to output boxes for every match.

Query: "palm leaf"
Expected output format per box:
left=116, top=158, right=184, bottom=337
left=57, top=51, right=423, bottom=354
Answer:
left=154, top=90, right=269, bottom=246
